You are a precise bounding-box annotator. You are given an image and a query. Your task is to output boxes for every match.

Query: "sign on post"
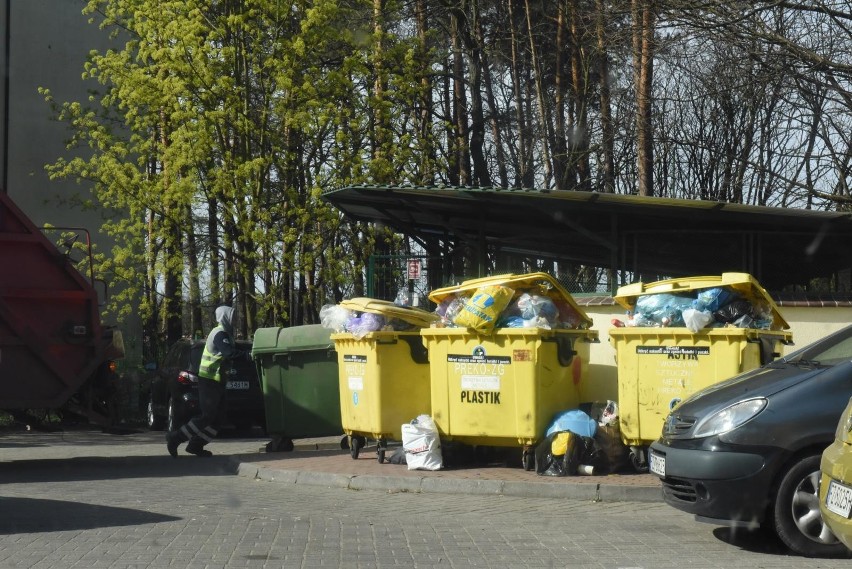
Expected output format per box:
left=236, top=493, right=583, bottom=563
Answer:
left=407, top=259, right=421, bottom=280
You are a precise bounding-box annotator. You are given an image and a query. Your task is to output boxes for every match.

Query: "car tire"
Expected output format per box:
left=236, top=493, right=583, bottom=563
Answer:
left=166, top=396, right=181, bottom=433
left=772, top=454, right=849, bottom=557
left=147, top=392, right=165, bottom=431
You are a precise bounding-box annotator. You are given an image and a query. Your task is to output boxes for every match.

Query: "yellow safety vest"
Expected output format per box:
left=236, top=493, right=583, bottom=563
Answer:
left=199, top=326, right=226, bottom=382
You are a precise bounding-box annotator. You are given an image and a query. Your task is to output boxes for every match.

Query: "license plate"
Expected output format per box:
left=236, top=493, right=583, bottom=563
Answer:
left=226, top=381, right=250, bottom=390
left=826, top=479, right=852, bottom=518
left=649, top=451, right=666, bottom=477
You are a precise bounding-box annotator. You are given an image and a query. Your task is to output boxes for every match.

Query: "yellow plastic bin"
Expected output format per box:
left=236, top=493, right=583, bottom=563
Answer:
left=609, top=272, right=792, bottom=469
left=332, top=298, right=439, bottom=463
left=423, top=273, right=599, bottom=470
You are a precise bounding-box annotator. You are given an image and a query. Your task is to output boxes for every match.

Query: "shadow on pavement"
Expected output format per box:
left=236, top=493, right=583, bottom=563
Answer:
left=0, top=454, right=238, bottom=484
left=712, top=526, right=793, bottom=556
left=0, top=496, right=178, bottom=534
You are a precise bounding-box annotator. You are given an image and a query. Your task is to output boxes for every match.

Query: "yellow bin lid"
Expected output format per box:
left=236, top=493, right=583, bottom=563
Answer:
left=613, top=272, right=789, bottom=329
left=338, top=297, right=440, bottom=328
left=427, top=272, right=593, bottom=328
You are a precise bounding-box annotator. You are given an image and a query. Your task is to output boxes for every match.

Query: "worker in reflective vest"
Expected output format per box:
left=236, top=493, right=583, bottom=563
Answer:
left=166, top=305, right=238, bottom=457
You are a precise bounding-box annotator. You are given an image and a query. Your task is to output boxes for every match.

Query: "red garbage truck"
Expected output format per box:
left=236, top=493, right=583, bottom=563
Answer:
left=0, top=192, right=124, bottom=427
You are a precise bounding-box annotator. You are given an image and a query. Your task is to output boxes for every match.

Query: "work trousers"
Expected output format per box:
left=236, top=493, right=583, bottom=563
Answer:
left=178, top=376, right=226, bottom=448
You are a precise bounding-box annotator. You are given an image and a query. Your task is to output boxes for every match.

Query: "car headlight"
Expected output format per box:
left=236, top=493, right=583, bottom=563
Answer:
left=693, top=398, right=767, bottom=438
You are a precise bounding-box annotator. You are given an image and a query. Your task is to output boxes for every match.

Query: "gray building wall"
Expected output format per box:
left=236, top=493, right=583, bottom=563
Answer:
left=1, top=0, right=142, bottom=369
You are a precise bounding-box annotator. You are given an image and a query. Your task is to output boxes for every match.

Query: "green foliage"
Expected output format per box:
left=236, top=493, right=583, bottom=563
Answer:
left=45, top=0, right=434, bottom=335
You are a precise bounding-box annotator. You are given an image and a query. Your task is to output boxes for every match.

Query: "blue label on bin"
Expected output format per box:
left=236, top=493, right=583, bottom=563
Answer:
left=353, top=392, right=359, bottom=406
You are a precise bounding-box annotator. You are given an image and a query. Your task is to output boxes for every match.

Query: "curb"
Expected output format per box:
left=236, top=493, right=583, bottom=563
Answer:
left=226, top=457, right=663, bottom=503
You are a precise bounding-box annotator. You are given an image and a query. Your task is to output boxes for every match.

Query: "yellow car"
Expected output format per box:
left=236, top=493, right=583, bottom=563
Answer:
left=820, top=396, right=852, bottom=552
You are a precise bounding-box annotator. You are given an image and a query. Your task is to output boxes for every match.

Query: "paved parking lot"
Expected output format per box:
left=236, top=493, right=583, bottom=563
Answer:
left=1, top=427, right=851, bottom=568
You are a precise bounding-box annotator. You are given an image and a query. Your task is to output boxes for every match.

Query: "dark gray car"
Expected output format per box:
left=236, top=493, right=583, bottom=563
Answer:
left=146, top=338, right=265, bottom=433
left=649, top=324, right=852, bottom=558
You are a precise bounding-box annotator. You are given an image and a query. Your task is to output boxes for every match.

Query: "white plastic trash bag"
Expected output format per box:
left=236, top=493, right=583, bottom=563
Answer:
left=682, top=308, right=713, bottom=333
left=402, top=415, right=443, bottom=471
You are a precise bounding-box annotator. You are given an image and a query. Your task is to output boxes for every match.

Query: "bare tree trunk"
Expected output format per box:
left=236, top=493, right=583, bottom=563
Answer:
left=479, top=13, right=509, bottom=188
left=186, top=204, right=203, bottom=337
left=371, top=0, right=391, bottom=181
left=568, top=0, right=591, bottom=191
left=207, top=197, right=221, bottom=306
left=553, top=1, right=569, bottom=190
left=633, top=0, right=655, bottom=197
left=415, top=0, right=435, bottom=185
left=442, top=55, right=459, bottom=186
left=158, top=111, right=183, bottom=346
left=507, top=0, right=533, bottom=187
left=144, top=206, right=160, bottom=363
left=463, top=0, right=491, bottom=187
left=596, top=0, right=615, bottom=193
left=451, top=11, right=471, bottom=185
left=524, top=0, right=554, bottom=187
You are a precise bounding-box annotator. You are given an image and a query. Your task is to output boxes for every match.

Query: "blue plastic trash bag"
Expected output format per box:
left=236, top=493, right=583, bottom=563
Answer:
left=545, top=409, right=597, bottom=438
left=693, top=287, right=739, bottom=313
left=517, top=293, right=559, bottom=323
left=634, top=293, right=693, bottom=327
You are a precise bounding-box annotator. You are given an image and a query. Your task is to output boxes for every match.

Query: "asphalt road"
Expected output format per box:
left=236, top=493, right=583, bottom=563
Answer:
left=1, top=427, right=850, bottom=568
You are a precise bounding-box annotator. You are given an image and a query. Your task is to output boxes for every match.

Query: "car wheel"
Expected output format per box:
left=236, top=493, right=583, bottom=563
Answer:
left=773, top=454, right=849, bottom=557
left=166, top=396, right=181, bottom=433
left=147, top=392, right=165, bottom=431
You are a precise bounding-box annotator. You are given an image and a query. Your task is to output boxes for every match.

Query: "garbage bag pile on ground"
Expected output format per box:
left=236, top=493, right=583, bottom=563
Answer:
left=613, top=286, right=776, bottom=332
left=534, top=401, right=630, bottom=477
left=433, top=284, right=589, bottom=334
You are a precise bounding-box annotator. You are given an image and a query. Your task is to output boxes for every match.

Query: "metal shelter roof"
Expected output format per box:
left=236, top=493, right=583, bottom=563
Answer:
left=321, top=185, right=852, bottom=291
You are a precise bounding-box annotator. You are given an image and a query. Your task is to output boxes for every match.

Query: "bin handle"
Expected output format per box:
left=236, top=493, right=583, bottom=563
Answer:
left=400, top=335, right=429, bottom=365
left=273, top=352, right=290, bottom=365
left=749, top=336, right=780, bottom=366
left=545, top=335, right=576, bottom=367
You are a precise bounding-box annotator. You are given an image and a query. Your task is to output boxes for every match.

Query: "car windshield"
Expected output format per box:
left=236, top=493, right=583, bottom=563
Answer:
left=188, top=345, right=204, bottom=373
left=783, top=326, right=852, bottom=367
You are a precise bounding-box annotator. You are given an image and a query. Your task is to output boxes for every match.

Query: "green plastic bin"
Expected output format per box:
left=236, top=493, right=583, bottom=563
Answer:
left=252, top=325, right=343, bottom=452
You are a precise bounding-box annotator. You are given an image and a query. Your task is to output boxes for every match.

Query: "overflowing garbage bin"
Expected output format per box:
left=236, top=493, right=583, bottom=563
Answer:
left=324, top=297, right=439, bottom=462
left=608, top=272, right=792, bottom=470
left=251, top=324, right=344, bottom=452
left=421, top=273, right=599, bottom=470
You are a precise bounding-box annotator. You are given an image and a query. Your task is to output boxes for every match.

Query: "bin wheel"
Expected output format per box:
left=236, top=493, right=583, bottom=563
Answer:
left=350, top=435, right=366, bottom=459
left=522, top=448, right=535, bottom=471
left=377, top=447, right=386, bottom=464
left=266, top=436, right=294, bottom=453
left=339, top=435, right=350, bottom=450
left=629, top=446, right=649, bottom=473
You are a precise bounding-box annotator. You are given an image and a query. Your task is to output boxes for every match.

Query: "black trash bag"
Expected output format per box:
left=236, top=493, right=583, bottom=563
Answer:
left=713, top=299, right=753, bottom=323
left=591, top=422, right=630, bottom=474
left=534, top=431, right=589, bottom=476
